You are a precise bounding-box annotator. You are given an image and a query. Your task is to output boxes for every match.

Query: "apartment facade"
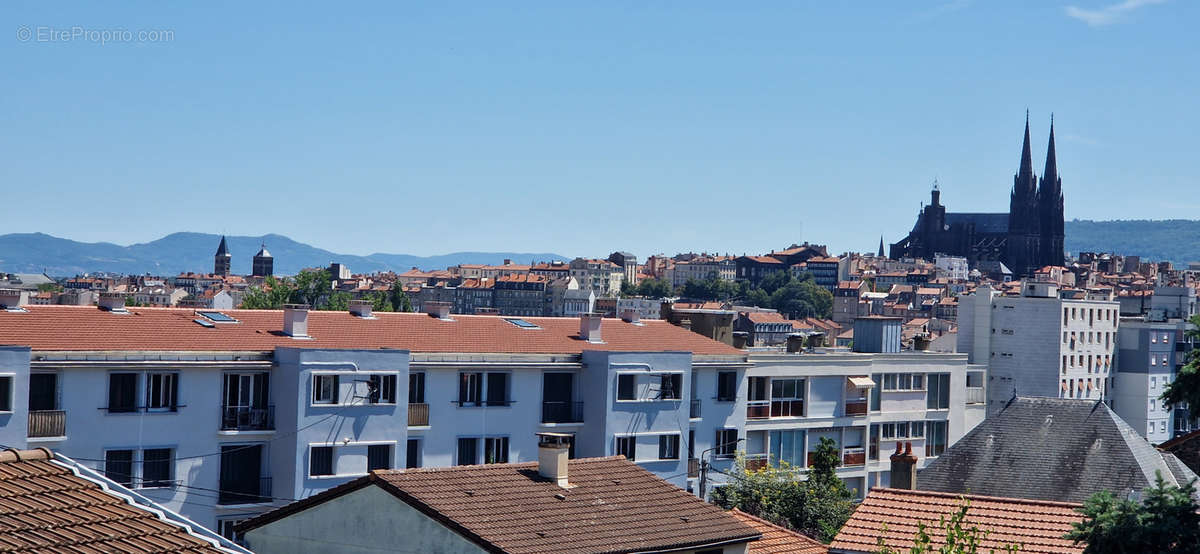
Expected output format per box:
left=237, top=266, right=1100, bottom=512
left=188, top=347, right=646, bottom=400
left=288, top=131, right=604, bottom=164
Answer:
left=958, top=282, right=1119, bottom=415
left=1114, top=318, right=1196, bottom=442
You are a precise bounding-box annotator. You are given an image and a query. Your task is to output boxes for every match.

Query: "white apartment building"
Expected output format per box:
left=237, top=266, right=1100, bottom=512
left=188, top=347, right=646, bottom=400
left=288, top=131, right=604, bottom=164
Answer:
left=735, top=319, right=986, bottom=497
left=669, top=257, right=737, bottom=289
left=934, top=254, right=968, bottom=281
left=568, top=258, right=625, bottom=297
left=958, top=282, right=1119, bottom=415
left=1113, top=319, right=1190, bottom=443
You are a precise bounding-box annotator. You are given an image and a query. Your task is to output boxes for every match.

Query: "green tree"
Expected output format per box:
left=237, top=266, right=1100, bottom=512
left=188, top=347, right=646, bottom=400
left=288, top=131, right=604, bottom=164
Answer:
left=367, top=290, right=393, bottom=312
left=289, top=269, right=333, bottom=307
left=387, top=282, right=412, bottom=312
left=877, top=497, right=1022, bottom=553
left=770, top=278, right=834, bottom=319
left=240, top=276, right=292, bottom=309
left=635, top=278, right=675, bottom=298
left=37, top=282, right=63, bottom=293
left=1160, top=314, right=1200, bottom=408
left=759, top=270, right=793, bottom=296
left=711, top=437, right=855, bottom=543
left=1065, top=472, right=1200, bottom=554
left=321, top=291, right=352, bottom=312
left=124, top=296, right=143, bottom=307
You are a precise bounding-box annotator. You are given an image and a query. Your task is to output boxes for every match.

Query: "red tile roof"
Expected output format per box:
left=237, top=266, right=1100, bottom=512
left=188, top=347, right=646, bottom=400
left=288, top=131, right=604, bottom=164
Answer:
left=239, top=457, right=761, bottom=554
left=0, top=448, right=229, bottom=553
left=0, top=305, right=742, bottom=355
left=728, top=510, right=827, bottom=554
left=829, top=488, right=1084, bottom=554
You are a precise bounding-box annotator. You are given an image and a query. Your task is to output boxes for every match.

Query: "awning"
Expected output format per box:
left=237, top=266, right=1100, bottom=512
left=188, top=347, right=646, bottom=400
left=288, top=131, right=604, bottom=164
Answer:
left=848, top=376, right=876, bottom=388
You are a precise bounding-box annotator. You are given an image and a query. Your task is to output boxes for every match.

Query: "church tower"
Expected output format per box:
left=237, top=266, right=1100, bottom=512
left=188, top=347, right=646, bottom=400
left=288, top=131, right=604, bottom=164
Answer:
left=1038, top=117, right=1065, bottom=268
left=1006, top=113, right=1041, bottom=277
left=252, top=243, right=274, bottom=277
left=214, top=236, right=232, bottom=276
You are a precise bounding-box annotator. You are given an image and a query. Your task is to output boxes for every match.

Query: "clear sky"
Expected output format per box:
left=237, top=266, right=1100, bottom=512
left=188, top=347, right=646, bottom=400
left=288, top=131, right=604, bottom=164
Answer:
left=2, top=1, right=1195, bottom=258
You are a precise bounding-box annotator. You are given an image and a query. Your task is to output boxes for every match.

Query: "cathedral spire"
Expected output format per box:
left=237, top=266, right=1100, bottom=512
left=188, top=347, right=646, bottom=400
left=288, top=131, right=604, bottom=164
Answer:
left=1018, top=110, right=1034, bottom=183
left=1042, top=114, right=1058, bottom=187
left=878, top=236, right=885, bottom=258
left=215, top=235, right=230, bottom=257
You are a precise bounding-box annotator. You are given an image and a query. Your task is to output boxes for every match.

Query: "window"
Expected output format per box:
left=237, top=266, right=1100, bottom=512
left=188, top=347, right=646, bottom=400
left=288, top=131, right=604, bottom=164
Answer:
left=926, top=421, right=948, bottom=457
left=457, top=438, right=478, bottom=466
left=927, top=374, right=950, bottom=410
left=217, top=519, right=246, bottom=542
left=911, top=374, right=925, bottom=390
left=408, top=372, right=425, bottom=404
left=310, top=446, right=334, bottom=476
left=0, top=376, right=11, bottom=412
left=368, top=444, right=392, bottom=471
left=615, top=436, right=635, bottom=460
left=458, top=373, right=483, bottom=406
left=617, top=374, right=636, bottom=400
left=715, top=429, right=738, bottom=458
left=769, top=429, right=806, bottom=467
left=146, top=372, right=178, bottom=411
left=659, top=374, right=682, bottom=400
left=368, top=374, right=397, bottom=404
left=659, top=435, right=680, bottom=460
left=882, top=373, right=924, bottom=392
left=313, top=375, right=339, bottom=405
left=108, top=373, right=138, bottom=413
left=484, top=437, right=509, bottom=464
left=406, top=439, right=421, bottom=468
left=870, top=373, right=881, bottom=411
left=717, top=371, right=737, bottom=402
left=142, top=448, right=173, bottom=487
left=1161, top=421, right=1167, bottom=433
left=748, top=376, right=768, bottom=401
left=105, top=450, right=134, bottom=486
left=486, top=373, right=509, bottom=406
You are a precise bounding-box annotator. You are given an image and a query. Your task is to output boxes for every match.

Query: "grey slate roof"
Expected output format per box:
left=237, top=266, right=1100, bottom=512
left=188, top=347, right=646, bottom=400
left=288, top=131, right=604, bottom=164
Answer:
left=917, top=397, right=1199, bottom=503
left=945, top=212, right=1009, bottom=234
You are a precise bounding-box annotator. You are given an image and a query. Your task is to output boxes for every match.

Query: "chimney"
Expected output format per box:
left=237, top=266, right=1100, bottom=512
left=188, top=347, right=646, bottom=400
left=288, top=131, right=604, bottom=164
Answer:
left=0, top=289, right=23, bottom=310
left=786, top=333, right=806, bottom=353
left=424, top=301, right=453, bottom=320
left=732, top=331, right=749, bottom=349
left=889, top=441, right=918, bottom=490
left=580, top=312, right=603, bottom=343
left=537, top=432, right=572, bottom=488
left=98, top=292, right=128, bottom=312
left=679, top=318, right=692, bottom=332
left=349, top=299, right=374, bottom=319
left=503, top=259, right=512, bottom=266
left=620, top=309, right=641, bottom=324
left=283, top=304, right=310, bottom=337
left=913, top=334, right=931, bottom=351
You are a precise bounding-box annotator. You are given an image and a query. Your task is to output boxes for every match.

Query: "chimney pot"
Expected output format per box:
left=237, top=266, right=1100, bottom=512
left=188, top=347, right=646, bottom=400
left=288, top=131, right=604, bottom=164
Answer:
left=537, top=432, right=572, bottom=488
left=283, top=304, right=310, bottom=337
left=349, top=299, right=374, bottom=318
left=890, top=440, right=919, bottom=490
left=580, top=312, right=603, bottom=343
left=620, top=309, right=641, bottom=324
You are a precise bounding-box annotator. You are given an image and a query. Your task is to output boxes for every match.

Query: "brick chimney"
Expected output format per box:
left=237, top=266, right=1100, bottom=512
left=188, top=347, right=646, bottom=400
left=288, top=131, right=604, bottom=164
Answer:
left=349, top=299, right=373, bottom=319
left=283, top=304, right=310, bottom=337
left=620, top=309, right=641, bottom=325
left=537, top=432, right=573, bottom=488
left=890, top=441, right=918, bottom=490
left=580, top=312, right=603, bottom=343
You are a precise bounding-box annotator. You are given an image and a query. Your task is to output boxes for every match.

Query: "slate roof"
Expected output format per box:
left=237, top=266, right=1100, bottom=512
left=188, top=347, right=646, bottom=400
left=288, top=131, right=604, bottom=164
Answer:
left=829, top=488, right=1084, bottom=554
left=944, top=212, right=1009, bottom=234
left=0, top=305, right=742, bottom=356
left=238, top=456, right=761, bottom=554
left=0, top=448, right=234, bottom=553
left=917, top=397, right=1200, bottom=503
left=728, top=510, right=827, bottom=554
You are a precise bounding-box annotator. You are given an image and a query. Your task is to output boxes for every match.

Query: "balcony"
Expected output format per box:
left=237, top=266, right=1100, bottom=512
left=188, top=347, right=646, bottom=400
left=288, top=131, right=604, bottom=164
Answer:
left=218, top=476, right=272, bottom=505
left=770, top=399, right=804, bottom=418
left=688, top=458, right=700, bottom=478
left=844, top=400, right=868, bottom=416
left=843, top=447, right=866, bottom=467
left=746, top=400, right=770, bottom=420
left=220, top=406, right=274, bottom=432
left=745, top=454, right=768, bottom=472
left=27, top=410, right=66, bottom=438
left=689, top=399, right=701, bottom=419
left=408, top=403, right=430, bottom=427
left=966, top=387, right=986, bottom=405
left=541, top=401, right=583, bottom=424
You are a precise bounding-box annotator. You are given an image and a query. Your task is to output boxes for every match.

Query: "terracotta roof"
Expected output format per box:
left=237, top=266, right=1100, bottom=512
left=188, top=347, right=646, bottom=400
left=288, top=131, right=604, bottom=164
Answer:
left=830, top=487, right=1083, bottom=554
left=741, top=256, right=785, bottom=264
left=806, top=256, right=840, bottom=264
left=0, top=305, right=741, bottom=356
left=728, top=510, right=827, bottom=553
left=239, top=457, right=760, bottom=554
left=0, top=448, right=230, bottom=553
left=745, top=311, right=795, bottom=326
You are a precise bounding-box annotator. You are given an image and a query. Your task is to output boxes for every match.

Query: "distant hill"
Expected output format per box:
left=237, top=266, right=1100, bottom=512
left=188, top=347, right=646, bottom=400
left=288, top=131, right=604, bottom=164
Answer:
left=1064, top=220, right=1200, bottom=265
left=0, top=232, right=569, bottom=277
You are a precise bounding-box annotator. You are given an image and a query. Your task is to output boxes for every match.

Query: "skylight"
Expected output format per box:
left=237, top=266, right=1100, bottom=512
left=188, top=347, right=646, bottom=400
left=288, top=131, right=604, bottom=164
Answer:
left=193, top=318, right=215, bottom=328
left=504, top=318, right=541, bottom=330
left=198, top=311, right=238, bottom=323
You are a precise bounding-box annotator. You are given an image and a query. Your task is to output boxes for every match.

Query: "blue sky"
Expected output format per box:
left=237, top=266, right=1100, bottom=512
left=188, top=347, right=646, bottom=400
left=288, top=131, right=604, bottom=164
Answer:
left=2, top=1, right=1195, bottom=258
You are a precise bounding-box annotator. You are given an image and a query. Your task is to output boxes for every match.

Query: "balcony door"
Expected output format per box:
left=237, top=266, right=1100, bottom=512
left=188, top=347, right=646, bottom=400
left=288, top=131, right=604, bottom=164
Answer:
left=29, top=373, right=57, bottom=411
left=224, top=373, right=268, bottom=409
left=543, top=373, right=574, bottom=423
left=219, top=444, right=265, bottom=504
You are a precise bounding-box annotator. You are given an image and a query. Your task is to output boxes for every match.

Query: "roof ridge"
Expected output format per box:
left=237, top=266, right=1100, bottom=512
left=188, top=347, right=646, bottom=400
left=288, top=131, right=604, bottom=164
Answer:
left=874, top=487, right=1084, bottom=508
left=0, top=448, right=52, bottom=464
left=728, top=509, right=823, bottom=544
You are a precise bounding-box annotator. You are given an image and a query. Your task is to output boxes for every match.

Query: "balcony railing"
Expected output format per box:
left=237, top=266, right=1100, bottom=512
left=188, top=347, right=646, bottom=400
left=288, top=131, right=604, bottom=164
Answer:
left=844, top=399, right=868, bottom=416
left=690, top=399, right=701, bottom=419
left=220, top=406, right=275, bottom=431
left=770, top=399, right=804, bottom=418
left=688, top=458, right=700, bottom=478
left=28, top=410, right=66, bottom=438
left=966, top=387, right=986, bottom=404
left=843, top=447, right=866, bottom=467
left=747, top=400, right=770, bottom=420
left=745, top=454, right=769, bottom=472
left=218, top=476, right=272, bottom=505
left=541, top=401, right=583, bottom=424
left=408, top=403, right=430, bottom=427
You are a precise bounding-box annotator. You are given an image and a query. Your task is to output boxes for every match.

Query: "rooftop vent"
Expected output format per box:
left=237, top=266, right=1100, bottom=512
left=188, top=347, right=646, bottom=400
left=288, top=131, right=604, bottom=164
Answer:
left=98, top=292, right=128, bottom=313
left=349, top=299, right=374, bottom=319
left=424, top=301, right=453, bottom=321
left=579, top=312, right=603, bottom=343
left=620, top=309, right=642, bottom=325
left=283, top=304, right=310, bottom=338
